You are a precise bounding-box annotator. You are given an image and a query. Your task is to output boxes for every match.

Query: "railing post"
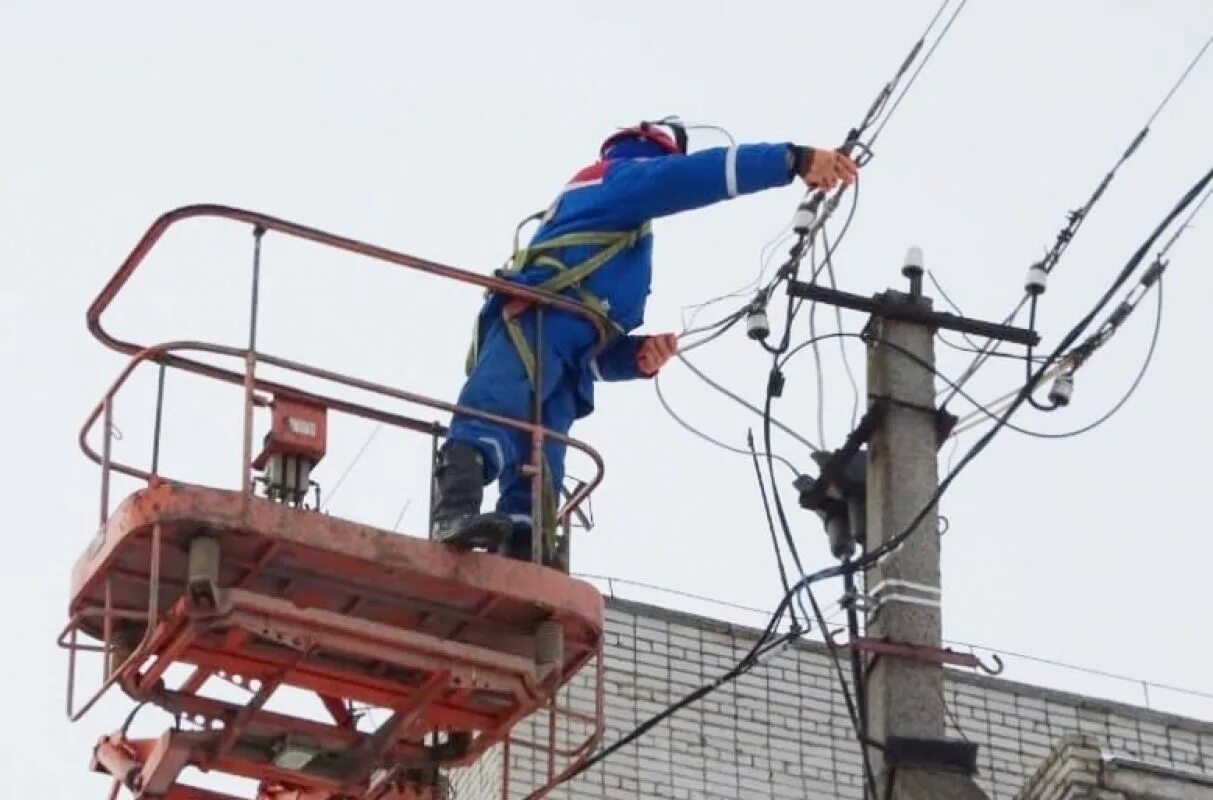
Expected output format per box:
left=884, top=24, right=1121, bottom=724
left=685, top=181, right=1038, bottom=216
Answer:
left=241, top=226, right=266, bottom=496
left=101, top=397, right=113, bottom=524
left=428, top=427, right=439, bottom=540
left=151, top=363, right=166, bottom=477
left=531, top=307, right=545, bottom=565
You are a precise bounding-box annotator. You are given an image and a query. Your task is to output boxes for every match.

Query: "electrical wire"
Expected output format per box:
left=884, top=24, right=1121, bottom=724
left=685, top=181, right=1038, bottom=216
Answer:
left=680, top=224, right=794, bottom=335
left=938, top=333, right=1049, bottom=362
left=660, top=200, right=860, bottom=471
left=767, top=171, right=1206, bottom=627
left=802, top=164, right=1213, bottom=596
left=927, top=266, right=1046, bottom=365
left=951, top=283, right=1159, bottom=440
left=759, top=287, right=820, bottom=647
left=807, top=260, right=830, bottom=448
left=1144, top=34, right=1213, bottom=129
left=758, top=0, right=960, bottom=301
left=531, top=624, right=799, bottom=797
left=803, top=578, right=880, bottom=799
left=676, top=309, right=745, bottom=353
left=786, top=303, right=1160, bottom=445
left=927, top=269, right=983, bottom=351
left=391, top=497, right=413, bottom=532
left=761, top=382, right=816, bottom=630
left=940, top=33, right=1213, bottom=406
left=867, top=0, right=971, bottom=146
left=322, top=423, right=384, bottom=510
left=538, top=8, right=987, bottom=792
left=652, top=369, right=803, bottom=478
left=673, top=352, right=822, bottom=453
left=952, top=177, right=1211, bottom=438
left=758, top=305, right=1163, bottom=739
left=822, top=225, right=862, bottom=430
left=749, top=430, right=801, bottom=631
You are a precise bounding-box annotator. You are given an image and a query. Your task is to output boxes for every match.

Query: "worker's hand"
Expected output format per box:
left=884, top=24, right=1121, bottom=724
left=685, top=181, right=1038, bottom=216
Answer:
left=636, top=333, right=679, bottom=376
left=799, top=148, right=858, bottom=192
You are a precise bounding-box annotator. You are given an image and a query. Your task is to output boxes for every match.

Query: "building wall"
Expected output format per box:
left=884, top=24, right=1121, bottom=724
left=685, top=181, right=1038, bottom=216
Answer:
left=450, top=599, right=1213, bottom=800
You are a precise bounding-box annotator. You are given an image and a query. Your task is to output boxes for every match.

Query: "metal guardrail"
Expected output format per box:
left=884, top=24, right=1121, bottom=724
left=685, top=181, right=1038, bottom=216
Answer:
left=81, top=204, right=613, bottom=556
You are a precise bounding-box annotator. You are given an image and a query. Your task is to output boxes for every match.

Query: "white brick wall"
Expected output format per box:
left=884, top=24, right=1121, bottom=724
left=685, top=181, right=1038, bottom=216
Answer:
left=449, top=599, right=1213, bottom=799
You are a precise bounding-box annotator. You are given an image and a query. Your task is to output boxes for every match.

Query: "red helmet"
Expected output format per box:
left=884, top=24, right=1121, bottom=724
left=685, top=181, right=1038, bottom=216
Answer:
left=599, top=120, right=687, bottom=158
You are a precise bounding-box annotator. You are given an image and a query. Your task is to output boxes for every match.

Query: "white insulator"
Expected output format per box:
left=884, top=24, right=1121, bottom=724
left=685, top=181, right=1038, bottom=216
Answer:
left=1025, top=263, right=1048, bottom=296
left=1048, top=373, right=1075, bottom=407
left=903, top=245, right=924, bottom=273
left=792, top=202, right=816, bottom=234
left=746, top=308, right=771, bottom=340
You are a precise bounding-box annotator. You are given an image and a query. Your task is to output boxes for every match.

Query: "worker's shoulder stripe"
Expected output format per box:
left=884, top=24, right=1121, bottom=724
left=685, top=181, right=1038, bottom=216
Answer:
left=563, top=160, right=608, bottom=191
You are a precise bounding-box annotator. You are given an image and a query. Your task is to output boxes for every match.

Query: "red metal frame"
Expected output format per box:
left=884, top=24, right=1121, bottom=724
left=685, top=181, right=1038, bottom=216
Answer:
left=252, top=396, right=327, bottom=469
left=80, top=203, right=612, bottom=539
left=77, top=340, right=605, bottom=533
left=63, top=206, right=613, bottom=800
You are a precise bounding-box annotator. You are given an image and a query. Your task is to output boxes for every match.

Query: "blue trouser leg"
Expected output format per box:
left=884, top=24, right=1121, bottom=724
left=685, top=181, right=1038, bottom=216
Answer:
left=446, top=312, right=572, bottom=519
left=494, top=374, right=576, bottom=527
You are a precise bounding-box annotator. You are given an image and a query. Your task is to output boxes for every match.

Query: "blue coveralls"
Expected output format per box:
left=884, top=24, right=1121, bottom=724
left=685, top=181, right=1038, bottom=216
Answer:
left=447, top=137, right=800, bottom=529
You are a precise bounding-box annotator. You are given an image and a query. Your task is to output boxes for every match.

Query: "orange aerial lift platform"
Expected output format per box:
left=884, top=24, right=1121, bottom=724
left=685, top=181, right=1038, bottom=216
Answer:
left=59, top=206, right=608, bottom=800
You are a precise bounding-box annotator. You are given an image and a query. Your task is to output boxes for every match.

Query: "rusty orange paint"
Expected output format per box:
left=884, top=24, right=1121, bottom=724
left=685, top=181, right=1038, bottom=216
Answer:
left=68, top=482, right=604, bottom=800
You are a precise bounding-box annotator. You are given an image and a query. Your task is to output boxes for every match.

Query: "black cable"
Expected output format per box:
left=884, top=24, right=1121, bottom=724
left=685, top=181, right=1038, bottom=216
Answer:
left=672, top=352, right=822, bottom=453
left=928, top=267, right=1043, bottom=362
left=1024, top=294, right=1057, bottom=412
left=803, top=576, right=880, bottom=799
left=941, top=35, right=1212, bottom=406
left=841, top=568, right=869, bottom=757
left=536, top=626, right=799, bottom=795
left=938, top=333, right=1048, bottom=362
left=119, top=700, right=149, bottom=736
left=653, top=373, right=804, bottom=477
left=867, top=0, right=971, bottom=146
left=773, top=0, right=961, bottom=270
left=784, top=164, right=1213, bottom=600
left=955, top=274, right=1164, bottom=441
left=809, top=177, right=862, bottom=284
left=749, top=429, right=801, bottom=632
left=762, top=382, right=815, bottom=629
left=784, top=291, right=1160, bottom=443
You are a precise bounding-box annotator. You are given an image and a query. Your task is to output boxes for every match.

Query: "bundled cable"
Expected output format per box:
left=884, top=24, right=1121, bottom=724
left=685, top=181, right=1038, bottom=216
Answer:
left=942, top=33, right=1212, bottom=406
left=950, top=179, right=1211, bottom=439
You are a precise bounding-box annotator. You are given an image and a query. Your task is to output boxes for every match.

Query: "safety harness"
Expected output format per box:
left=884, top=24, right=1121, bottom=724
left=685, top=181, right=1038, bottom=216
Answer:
left=464, top=219, right=652, bottom=555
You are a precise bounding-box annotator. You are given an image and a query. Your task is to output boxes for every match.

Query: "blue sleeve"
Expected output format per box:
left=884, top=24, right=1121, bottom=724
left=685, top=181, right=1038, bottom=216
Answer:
left=591, top=335, right=651, bottom=382
left=598, top=142, right=797, bottom=225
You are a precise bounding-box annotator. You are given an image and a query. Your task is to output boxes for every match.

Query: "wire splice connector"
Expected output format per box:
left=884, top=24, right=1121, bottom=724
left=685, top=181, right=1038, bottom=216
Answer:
left=792, top=198, right=818, bottom=234
left=1025, top=263, right=1048, bottom=296
left=1048, top=372, right=1075, bottom=407
left=746, top=307, right=771, bottom=340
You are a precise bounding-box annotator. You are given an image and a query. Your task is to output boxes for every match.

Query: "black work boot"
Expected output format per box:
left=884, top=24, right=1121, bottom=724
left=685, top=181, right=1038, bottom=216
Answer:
left=498, top=522, right=563, bottom=568
left=499, top=525, right=536, bottom=562
left=430, top=442, right=512, bottom=550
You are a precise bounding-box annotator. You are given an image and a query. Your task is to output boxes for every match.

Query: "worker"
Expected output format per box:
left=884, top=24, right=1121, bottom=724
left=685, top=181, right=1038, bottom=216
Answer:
left=430, top=119, right=858, bottom=563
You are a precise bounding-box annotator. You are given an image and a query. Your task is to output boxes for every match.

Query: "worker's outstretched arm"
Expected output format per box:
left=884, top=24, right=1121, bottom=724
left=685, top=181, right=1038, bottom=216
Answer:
left=596, top=144, right=856, bottom=225
left=591, top=333, right=678, bottom=381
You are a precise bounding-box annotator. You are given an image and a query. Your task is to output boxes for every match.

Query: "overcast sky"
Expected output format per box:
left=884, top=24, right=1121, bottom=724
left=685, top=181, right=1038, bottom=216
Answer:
left=2, top=0, right=1211, bottom=794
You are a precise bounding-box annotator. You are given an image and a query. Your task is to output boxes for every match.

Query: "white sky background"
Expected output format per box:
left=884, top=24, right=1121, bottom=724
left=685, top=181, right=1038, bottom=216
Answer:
left=2, top=0, right=1212, bottom=793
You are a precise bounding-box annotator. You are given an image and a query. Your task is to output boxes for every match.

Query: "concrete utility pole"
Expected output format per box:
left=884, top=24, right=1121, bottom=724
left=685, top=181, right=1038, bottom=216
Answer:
left=863, top=282, right=988, bottom=799
left=863, top=284, right=946, bottom=758
left=788, top=248, right=1036, bottom=799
